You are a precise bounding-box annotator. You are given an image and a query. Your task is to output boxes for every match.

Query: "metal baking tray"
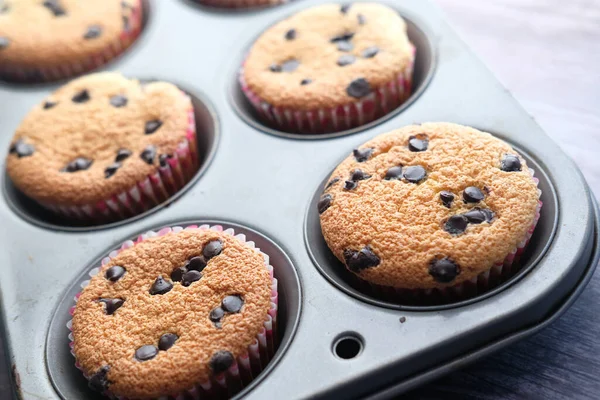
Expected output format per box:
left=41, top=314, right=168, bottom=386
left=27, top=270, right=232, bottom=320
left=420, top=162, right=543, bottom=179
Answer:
left=1, top=0, right=598, bottom=399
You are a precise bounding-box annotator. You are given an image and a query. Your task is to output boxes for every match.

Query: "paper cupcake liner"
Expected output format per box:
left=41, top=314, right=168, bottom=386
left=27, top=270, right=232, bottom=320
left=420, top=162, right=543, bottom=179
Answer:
left=194, top=0, right=287, bottom=8
left=352, top=168, right=543, bottom=305
left=0, top=1, right=144, bottom=83
left=239, top=45, right=415, bottom=134
left=38, top=104, right=198, bottom=224
left=67, top=224, right=279, bottom=400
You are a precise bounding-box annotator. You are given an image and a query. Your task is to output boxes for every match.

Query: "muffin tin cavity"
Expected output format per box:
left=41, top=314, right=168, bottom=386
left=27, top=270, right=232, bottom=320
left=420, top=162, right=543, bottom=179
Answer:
left=45, top=221, right=301, bottom=400
left=305, top=142, right=558, bottom=310
left=3, top=87, right=220, bottom=232
left=229, top=10, right=436, bottom=140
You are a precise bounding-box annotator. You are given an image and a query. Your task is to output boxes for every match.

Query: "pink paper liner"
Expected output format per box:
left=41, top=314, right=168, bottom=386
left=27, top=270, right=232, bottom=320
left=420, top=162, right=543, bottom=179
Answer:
left=351, top=168, right=543, bottom=305
left=0, top=0, right=144, bottom=83
left=195, top=0, right=286, bottom=8
left=67, top=224, right=279, bottom=400
left=239, top=45, right=415, bottom=134
left=38, top=102, right=198, bottom=224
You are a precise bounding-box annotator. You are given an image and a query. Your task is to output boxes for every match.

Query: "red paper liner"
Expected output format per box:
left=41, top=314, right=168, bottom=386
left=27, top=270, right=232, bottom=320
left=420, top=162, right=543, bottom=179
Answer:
left=239, top=45, right=415, bottom=134
left=67, top=224, right=279, bottom=400
left=351, top=169, right=543, bottom=305
left=38, top=103, right=198, bottom=224
left=0, top=0, right=144, bottom=83
left=195, top=0, right=286, bottom=8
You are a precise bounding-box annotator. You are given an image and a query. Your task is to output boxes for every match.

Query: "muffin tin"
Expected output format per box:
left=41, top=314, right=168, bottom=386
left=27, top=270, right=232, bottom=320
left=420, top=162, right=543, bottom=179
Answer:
left=0, top=0, right=598, bottom=399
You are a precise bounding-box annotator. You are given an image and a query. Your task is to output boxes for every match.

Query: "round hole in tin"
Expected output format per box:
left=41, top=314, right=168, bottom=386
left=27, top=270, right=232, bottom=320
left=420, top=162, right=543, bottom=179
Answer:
left=333, top=334, right=363, bottom=360
left=229, top=8, right=436, bottom=140
left=180, top=0, right=290, bottom=13
left=304, top=142, right=559, bottom=311
left=45, top=220, right=302, bottom=400
left=0, top=0, right=152, bottom=87
left=2, top=85, right=220, bottom=232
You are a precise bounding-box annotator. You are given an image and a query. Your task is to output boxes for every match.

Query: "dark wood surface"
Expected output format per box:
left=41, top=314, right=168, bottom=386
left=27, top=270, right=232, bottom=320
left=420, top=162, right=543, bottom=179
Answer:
left=1, top=0, right=599, bottom=399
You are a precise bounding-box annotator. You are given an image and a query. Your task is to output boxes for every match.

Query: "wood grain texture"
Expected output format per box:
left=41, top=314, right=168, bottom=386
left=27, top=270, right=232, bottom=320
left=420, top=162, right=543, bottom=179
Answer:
left=1, top=0, right=599, bottom=399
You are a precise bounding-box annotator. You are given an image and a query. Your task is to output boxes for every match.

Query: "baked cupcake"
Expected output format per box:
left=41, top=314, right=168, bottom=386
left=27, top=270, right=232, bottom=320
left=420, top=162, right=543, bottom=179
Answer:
left=318, top=123, right=542, bottom=303
left=240, top=3, right=415, bottom=134
left=0, top=0, right=143, bottom=83
left=194, top=0, right=286, bottom=9
left=6, top=72, right=198, bottom=223
left=69, top=224, right=278, bottom=399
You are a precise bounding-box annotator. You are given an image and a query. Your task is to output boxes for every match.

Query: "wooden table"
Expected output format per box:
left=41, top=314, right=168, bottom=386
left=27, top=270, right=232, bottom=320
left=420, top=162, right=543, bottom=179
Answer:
left=1, top=0, right=599, bottom=398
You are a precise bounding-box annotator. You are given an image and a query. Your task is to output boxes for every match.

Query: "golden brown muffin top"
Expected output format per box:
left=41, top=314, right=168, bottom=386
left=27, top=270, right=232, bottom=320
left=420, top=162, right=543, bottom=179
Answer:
left=6, top=72, right=192, bottom=206
left=243, top=3, right=413, bottom=110
left=72, top=229, right=273, bottom=399
left=319, top=123, right=540, bottom=289
left=0, top=0, right=140, bottom=68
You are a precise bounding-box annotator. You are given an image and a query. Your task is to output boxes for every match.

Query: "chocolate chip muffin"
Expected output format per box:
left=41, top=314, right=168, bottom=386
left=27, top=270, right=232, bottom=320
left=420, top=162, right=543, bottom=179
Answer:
left=240, top=3, right=415, bottom=134
left=318, top=123, right=542, bottom=303
left=69, top=225, right=278, bottom=399
left=6, top=72, right=198, bottom=223
left=195, top=0, right=285, bottom=9
left=0, top=0, right=143, bottom=82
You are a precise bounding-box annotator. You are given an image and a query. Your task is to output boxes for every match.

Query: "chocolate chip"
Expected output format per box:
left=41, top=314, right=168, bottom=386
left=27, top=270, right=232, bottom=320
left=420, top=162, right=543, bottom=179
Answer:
left=357, top=14, right=366, bottom=25
left=222, top=295, right=244, bottom=313
left=347, top=78, right=372, bottom=98
left=444, top=215, right=469, bottom=235
left=301, top=78, right=312, bottom=85
left=403, top=166, right=427, bottom=183
left=181, top=270, right=202, bottom=287
left=285, top=29, right=296, bottom=40
left=72, top=90, right=90, bottom=103
left=501, top=154, right=522, bottom=172
left=135, top=345, right=158, bottom=361
left=209, top=351, right=234, bottom=374
left=140, top=145, right=156, bottom=164
left=408, top=136, right=429, bottom=152
left=84, top=25, right=102, bottom=40
left=158, top=333, right=178, bottom=351
left=340, top=4, right=351, bottom=13
left=344, top=180, right=358, bottom=190
left=104, top=162, right=121, bottom=179
left=318, top=194, right=333, bottom=214
left=0, top=37, right=9, bottom=50
left=440, top=191, right=454, bottom=208
left=325, top=177, right=340, bottom=189
left=269, top=63, right=282, bottom=72
left=463, top=187, right=485, bottom=203
left=149, top=275, right=172, bottom=295
left=99, top=298, right=124, bottom=315
left=121, top=1, right=133, bottom=8
left=282, top=59, right=300, bottom=72
left=463, top=208, right=495, bottom=224
left=88, top=366, right=111, bottom=393
left=337, top=54, right=356, bottom=66
left=336, top=41, right=354, bottom=52
left=343, top=246, right=380, bottom=272
left=159, top=154, right=172, bottom=168
left=384, top=166, right=403, bottom=180
left=362, top=46, right=379, bottom=58
left=9, top=140, right=34, bottom=158
left=115, top=148, right=131, bottom=162
left=186, top=256, right=207, bottom=272
left=43, top=101, right=57, bottom=109
left=105, top=266, right=125, bottom=282
left=203, top=240, right=223, bottom=260
left=122, top=15, right=130, bottom=32
left=145, top=120, right=162, bottom=135
left=43, top=0, right=66, bottom=17
left=429, top=257, right=460, bottom=283
left=170, top=267, right=186, bottom=282
left=331, top=32, right=355, bottom=42
left=210, top=307, right=225, bottom=323
left=0, top=5, right=9, bottom=13
left=110, top=95, right=128, bottom=108
left=353, top=147, right=373, bottom=162
left=350, top=169, right=371, bottom=181
left=63, top=157, right=93, bottom=172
